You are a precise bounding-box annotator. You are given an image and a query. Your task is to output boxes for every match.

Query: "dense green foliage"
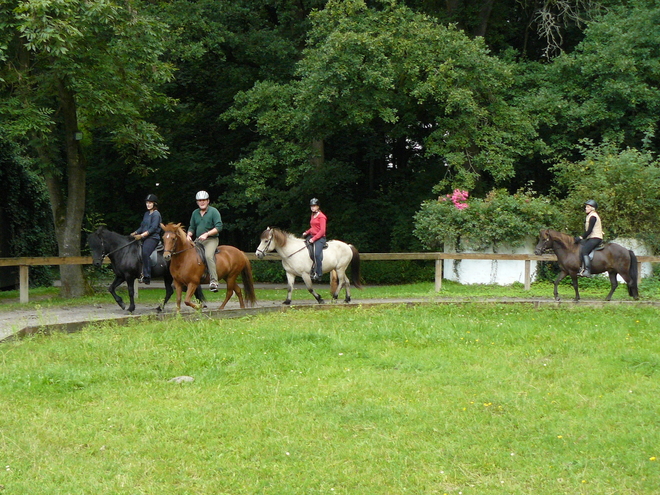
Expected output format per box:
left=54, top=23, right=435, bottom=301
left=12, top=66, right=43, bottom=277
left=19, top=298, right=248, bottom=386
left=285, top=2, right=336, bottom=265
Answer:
left=414, top=188, right=562, bottom=250
left=551, top=142, right=660, bottom=249
left=2, top=0, right=660, bottom=288
left=1, top=304, right=659, bottom=493
left=0, top=135, right=55, bottom=286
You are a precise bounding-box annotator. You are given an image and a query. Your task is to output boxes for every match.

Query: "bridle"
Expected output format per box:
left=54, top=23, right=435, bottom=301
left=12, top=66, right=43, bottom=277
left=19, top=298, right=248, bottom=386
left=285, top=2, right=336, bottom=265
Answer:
left=256, top=230, right=275, bottom=257
left=162, top=231, right=196, bottom=257
left=256, top=229, right=310, bottom=259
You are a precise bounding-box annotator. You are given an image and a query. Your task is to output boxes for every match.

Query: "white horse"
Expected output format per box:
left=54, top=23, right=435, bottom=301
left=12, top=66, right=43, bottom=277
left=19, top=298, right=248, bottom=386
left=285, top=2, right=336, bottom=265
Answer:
left=255, top=227, right=361, bottom=304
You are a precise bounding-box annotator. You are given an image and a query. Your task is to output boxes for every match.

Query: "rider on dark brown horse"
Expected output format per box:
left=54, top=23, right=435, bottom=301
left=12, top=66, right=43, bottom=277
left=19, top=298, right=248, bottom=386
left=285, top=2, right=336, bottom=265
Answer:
left=574, top=199, right=603, bottom=277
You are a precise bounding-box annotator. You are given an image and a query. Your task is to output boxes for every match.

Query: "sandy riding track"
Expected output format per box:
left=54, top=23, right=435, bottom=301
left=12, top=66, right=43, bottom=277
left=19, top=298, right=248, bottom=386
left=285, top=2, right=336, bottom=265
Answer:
left=2, top=282, right=658, bottom=343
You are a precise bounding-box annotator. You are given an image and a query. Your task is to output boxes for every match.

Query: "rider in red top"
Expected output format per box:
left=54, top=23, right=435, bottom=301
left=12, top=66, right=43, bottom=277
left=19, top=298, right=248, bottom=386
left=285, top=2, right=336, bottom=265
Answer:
left=303, top=198, right=327, bottom=281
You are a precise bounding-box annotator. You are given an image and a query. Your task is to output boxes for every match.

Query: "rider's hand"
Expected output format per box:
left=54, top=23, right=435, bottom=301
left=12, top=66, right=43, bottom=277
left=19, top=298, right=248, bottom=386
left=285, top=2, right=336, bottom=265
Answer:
left=574, top=236, right=582, bottom=244
left=132, top=233, right=142, bottom=240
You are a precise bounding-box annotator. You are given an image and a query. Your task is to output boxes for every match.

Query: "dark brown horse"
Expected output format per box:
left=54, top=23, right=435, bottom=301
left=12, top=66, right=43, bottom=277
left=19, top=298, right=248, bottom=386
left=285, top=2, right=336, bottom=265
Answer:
left=534, top=229, right=639, bottom=301
left=161, top=223, right=257, bottom=311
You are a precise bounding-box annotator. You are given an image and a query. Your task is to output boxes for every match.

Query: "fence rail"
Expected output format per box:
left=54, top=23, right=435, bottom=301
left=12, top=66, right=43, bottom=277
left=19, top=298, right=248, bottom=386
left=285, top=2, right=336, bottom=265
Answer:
left=2, top=253, right=659, bottom=304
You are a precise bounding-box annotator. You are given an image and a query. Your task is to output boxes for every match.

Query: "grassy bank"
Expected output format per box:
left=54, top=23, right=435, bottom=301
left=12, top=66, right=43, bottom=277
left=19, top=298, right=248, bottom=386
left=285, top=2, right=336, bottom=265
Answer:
left=1, top=304, right=659, bottom=493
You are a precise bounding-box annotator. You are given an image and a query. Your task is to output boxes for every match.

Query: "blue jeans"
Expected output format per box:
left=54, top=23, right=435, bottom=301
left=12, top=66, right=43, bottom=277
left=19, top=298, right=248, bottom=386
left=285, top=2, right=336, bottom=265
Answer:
left=313, top=237, right=325, bottom=278
left=141, top=237, right=159, bottom=279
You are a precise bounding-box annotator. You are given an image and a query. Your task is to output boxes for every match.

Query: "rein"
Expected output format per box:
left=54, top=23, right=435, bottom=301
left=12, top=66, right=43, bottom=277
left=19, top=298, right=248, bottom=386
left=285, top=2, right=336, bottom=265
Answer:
left=257, top=232, right=309, bottom=259
left=162, top=234, right=198, bottom=257
left=100, top=236, right=139, bottom=260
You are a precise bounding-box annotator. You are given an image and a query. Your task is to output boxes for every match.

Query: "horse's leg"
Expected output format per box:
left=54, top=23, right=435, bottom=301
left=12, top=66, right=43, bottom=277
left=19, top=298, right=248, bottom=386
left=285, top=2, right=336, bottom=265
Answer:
left=194, top=286, right=208, bottom=309
left=605, top=270, right=619, bottom=301
left=334, top=267, right=350, bottom=303
left=570, top=274, right=580, bottom=302
left=126, top=277, right=136, bottom=313
left=220, top=276, right=243, bottom=309
left=159, top=282, right=173, bottom=313
left=108, top=275, right=126, bottom=310
left=552, top=271, right=569, bottom=301
left=282, top=272, right=296, bottom=305
left=302, top=272, right=324, bottom=304
left=174, top=280, right=184, bottom=312
left=184, top=283, right=202, bottom=311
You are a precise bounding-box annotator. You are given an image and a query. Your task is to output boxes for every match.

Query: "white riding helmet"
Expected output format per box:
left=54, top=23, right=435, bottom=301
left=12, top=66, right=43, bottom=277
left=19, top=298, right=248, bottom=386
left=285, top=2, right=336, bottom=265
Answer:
left=195, top=190, right=210, bottom=201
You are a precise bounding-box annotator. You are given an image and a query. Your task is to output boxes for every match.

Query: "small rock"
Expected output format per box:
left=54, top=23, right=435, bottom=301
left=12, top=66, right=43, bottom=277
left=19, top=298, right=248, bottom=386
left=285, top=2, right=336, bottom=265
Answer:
left=169, top=375, right=194, bottom=383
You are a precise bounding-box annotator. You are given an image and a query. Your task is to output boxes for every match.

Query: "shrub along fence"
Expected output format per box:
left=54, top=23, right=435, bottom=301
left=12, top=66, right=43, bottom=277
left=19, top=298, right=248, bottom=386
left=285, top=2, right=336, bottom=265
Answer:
left=3, top=253, right=659, bottom=304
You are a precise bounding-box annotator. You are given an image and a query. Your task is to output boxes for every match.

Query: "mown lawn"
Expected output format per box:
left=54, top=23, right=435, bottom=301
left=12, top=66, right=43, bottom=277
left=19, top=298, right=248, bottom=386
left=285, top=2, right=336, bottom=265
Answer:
left=1, top=303, right=659, bottom=494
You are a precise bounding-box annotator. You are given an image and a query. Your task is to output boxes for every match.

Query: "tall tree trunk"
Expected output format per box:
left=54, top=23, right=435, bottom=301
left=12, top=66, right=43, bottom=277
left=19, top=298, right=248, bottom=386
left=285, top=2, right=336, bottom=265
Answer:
left=473, top=0, right=494, bottom=38
left=311, top=139, right=324, bottom=169
left=49, top=78, right=87, bottom=298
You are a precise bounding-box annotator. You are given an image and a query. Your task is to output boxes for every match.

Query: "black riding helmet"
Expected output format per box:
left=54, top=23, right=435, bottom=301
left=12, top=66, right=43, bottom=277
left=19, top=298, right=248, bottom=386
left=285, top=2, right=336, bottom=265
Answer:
left=145, top=193, right=158, bottom=204
left=584, top=199, right=598, bottom=209
left=309, top=198, right=320, bottom=206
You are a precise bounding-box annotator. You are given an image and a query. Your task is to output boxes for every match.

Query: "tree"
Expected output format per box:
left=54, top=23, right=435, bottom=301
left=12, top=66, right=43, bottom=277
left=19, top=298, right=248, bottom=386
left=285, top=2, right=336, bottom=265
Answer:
left=524, top=1, right=660, bottom=159
left=223, top=0, right=537, bottom=250
left=0, top=0, right=174, bottom=296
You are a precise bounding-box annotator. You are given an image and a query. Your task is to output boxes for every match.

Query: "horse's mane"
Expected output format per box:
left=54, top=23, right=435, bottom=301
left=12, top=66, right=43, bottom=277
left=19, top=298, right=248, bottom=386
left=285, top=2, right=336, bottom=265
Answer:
left=264, top=227, right=298, bottom=248
left=162, top=222, right=187, bottom=239
left=546, top=229, right=578, bottom=251
left=94, top=226, right=133, bottom=243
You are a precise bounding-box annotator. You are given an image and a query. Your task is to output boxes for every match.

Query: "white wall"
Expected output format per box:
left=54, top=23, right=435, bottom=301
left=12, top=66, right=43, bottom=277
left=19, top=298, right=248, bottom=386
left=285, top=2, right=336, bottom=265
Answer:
left=443, top=238, right=538, bottom=286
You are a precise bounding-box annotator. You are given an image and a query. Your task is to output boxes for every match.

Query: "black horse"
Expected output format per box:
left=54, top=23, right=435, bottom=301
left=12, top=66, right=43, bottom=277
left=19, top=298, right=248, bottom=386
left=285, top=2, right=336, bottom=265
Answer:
left=534, top=229, right=639, bottom=301
left=88, top=227, right=206, bottom=313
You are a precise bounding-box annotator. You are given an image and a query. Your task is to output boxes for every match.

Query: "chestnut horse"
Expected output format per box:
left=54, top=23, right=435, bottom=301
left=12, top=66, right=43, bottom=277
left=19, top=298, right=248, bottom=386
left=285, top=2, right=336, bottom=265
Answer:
left=534, top=229, right=639, bottom=301
left=161, top=223, right=256, bottom=311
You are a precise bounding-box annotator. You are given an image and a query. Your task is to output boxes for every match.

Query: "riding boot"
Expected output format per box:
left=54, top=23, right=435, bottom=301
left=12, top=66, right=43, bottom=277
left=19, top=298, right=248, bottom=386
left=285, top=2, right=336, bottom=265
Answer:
left=580, top=255, right=592, bottom=278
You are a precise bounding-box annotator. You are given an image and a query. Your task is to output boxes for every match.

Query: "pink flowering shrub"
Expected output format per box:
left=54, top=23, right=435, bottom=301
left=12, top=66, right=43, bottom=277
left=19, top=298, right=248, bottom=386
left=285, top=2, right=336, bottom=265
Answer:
left=414, top=188, right=561, bottom=250
left=439, top=189, right=470, bottom=210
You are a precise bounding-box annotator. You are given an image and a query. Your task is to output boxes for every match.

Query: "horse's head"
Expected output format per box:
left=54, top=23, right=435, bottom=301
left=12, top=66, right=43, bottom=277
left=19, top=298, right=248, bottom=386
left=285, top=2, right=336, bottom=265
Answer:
left=161, top=222, right=185, bottom=261
left=534, top=229, right=553, bottom=255
left=87, top=227, right=107, bottom=267
left=255, top=227, right=275, bottom=259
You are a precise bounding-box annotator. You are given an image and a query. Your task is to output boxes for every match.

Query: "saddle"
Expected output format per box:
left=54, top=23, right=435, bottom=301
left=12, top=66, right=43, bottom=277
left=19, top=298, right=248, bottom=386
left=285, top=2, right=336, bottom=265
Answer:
left=586, top=243, right=605, bottom=260
left=305, top=238, right=328, bottom=262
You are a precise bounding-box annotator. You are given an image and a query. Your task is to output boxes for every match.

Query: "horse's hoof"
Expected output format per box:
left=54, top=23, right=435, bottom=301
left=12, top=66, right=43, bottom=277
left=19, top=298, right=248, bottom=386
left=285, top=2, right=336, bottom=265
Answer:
left=344, top=297, right=351, bottom=303
left=317, top=298, right=325, bottom=304
left=155, top=305, right=163, bottom=313
left=128, top=306, right=135, bottom=313
left=283, top=300, right=291, bottom=305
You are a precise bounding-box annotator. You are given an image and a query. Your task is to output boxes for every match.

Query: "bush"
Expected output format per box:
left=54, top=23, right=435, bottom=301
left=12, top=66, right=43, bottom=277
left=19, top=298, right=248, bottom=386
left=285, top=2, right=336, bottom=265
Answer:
left=414, top=187, right=562, bottom=251
left=551, top=141, right=660, bottom=252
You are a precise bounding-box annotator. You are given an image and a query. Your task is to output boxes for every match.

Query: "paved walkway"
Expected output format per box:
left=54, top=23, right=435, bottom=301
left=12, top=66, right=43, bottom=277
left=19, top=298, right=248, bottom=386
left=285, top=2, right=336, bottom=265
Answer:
left=1, top=282, right=656, bottom=343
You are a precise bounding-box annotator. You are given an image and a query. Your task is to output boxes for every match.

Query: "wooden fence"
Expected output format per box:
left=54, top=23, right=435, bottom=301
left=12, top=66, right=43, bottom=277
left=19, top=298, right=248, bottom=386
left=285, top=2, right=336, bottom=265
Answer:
left=2, top=252, right=658, bottom=303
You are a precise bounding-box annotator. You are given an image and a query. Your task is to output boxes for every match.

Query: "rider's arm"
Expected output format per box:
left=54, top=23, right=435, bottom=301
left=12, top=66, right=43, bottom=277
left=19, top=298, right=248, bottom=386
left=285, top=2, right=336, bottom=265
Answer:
left=581, top=216, right=597, bottom=239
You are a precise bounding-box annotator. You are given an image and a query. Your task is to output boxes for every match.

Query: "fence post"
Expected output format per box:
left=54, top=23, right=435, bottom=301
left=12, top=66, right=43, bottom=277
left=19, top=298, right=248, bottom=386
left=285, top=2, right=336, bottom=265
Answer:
left=435, top=258, right=443, bottom=292
left=19, top=265, right=29, bottom=303
left=524, top=260, right=531, bottom=290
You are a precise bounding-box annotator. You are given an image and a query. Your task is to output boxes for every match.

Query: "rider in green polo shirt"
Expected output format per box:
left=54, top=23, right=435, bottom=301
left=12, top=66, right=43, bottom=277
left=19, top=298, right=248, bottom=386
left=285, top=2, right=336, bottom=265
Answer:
left=186, top=191, right=223, bottom=292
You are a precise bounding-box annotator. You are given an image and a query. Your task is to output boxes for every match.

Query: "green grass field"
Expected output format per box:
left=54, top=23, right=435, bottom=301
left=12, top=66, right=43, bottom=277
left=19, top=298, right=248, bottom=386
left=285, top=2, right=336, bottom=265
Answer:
left=1, top=303, right=659, bottom=494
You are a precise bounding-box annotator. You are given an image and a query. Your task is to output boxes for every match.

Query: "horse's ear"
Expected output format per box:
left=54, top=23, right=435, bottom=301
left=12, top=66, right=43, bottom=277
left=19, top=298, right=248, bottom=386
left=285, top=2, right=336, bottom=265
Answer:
left=160, top=223, right=166, bottom=230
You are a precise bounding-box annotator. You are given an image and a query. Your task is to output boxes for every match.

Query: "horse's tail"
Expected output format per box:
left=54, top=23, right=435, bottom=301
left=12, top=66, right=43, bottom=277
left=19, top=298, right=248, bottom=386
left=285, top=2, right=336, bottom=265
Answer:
left=349, top=245, right=362, bottom=289
left=628, top=250, right=639, bottom=299
left=241, top=255, right=258, bottom=307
